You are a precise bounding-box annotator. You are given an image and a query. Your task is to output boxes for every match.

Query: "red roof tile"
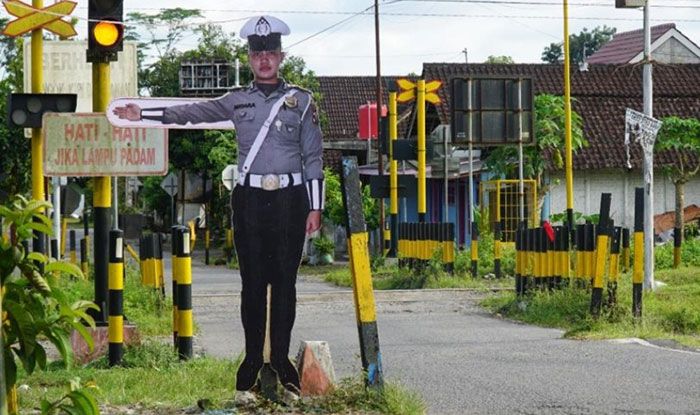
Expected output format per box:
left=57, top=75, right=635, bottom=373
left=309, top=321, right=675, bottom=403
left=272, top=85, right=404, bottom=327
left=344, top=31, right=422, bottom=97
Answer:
left=317, top=76, right=415, bottom=140
left=587, top=23, right=675, bottom=64
left=421, top=62, right=700, bottom=170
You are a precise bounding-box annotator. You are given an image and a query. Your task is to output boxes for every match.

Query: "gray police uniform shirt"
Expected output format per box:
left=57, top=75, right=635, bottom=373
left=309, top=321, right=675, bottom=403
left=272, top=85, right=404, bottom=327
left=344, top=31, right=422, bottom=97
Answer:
left=160, top=82, right=324, bottom=210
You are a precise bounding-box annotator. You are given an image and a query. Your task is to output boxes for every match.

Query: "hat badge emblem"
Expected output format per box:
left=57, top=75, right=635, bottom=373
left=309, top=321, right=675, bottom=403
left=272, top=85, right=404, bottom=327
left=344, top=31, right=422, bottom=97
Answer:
left=255, top=17, right=271, bottom=36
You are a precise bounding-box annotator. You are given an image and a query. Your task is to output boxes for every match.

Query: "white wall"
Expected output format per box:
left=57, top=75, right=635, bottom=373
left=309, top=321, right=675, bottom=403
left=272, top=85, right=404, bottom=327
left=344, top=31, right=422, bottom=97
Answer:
left=548, top=169, right=700, bottom=229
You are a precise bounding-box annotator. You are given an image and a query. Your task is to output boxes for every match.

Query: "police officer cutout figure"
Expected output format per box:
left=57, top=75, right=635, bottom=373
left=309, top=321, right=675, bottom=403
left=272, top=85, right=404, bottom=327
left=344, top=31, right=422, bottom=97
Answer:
left=113, top=15, right=324, bottom=398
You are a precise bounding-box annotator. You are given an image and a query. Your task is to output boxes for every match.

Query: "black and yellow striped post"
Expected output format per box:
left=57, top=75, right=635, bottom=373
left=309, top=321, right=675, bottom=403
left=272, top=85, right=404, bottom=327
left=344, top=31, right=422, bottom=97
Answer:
left=171, top=226, right=180, bottom=348
left=494, top=222, right=502, bottom=279
left=537, top=227, right=546, bottom=290
left=633, top=187, right=644, bottom=318
left=586, top=223, right=597, bottom=287
left=225, top=228, right=234, bottom=264
left=383, top=227, right=391, bottom=256
left=515, top=226, right=524, bottom=296
left=590, top=193, right=611, bottom=317
left=205, top=226, right=210, bottom=265
left=607, top=225, right=621, bottom=306
left=621, top=228, right=630, bottom=274
left=553, top=226, right=562, bottom=288
left=108, top=229, right=124, bottom=366
left=69, top=230, right=77, bottom=265
left=545, top=227, right=555, bottom=290
left=176, top=226, right=193, bottom=360
left=83, top=209, right=90, bottom=261
left=340, top=157, right=383, bottom=388
left=388, top=89, right=399, bottom=257
left=155, top=234, right=165, bottom=296
left=417, top=80, right=427, bottom=223
left=442, top=223, right=455, bottom=273
left=397, top=223, right=405, bottom=267
left=470, top=222, right=478, bottom=278
left=92, top=58, right=112, bottom=325
left=574, top=224, right=584, bottom=285
left=673, top=226, right=681, bottom=269
left=560, top=225, right=570, bottom=286
left=80, top=238, right=89, bottom=276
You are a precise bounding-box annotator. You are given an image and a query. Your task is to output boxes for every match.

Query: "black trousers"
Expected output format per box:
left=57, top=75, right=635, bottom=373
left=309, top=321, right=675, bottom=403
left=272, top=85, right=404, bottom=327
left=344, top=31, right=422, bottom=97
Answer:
left=231, top=183, right=308, bottom=391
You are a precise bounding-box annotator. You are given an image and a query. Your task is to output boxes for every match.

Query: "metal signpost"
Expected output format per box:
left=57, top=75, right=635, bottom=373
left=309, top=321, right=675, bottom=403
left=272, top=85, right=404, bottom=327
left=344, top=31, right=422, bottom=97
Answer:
left=161, top=172, right=179, bottom=226
left=625, top=108, right=662, bottom=290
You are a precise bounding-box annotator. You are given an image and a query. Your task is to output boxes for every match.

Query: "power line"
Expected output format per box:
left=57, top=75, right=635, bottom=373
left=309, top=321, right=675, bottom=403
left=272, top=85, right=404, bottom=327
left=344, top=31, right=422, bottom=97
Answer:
left=403, top=0, right=700, bottom=8
left=285, top=4, right=376, bottom=50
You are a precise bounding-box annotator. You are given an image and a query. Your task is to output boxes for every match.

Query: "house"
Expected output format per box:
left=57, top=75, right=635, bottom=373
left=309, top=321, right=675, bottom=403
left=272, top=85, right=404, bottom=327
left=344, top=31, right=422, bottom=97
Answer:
left=419, top=62, right=700, bottom=232
left=318, top=75, right=483, bottom=245
left=317, top=62, right=700, bottom=239
left=587, top=23, right=700, bottom=64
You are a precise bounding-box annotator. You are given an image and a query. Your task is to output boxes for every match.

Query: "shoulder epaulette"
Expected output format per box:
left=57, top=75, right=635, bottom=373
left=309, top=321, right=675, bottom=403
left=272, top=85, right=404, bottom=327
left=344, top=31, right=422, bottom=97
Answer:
left=287, top=84, right=314, bottom=96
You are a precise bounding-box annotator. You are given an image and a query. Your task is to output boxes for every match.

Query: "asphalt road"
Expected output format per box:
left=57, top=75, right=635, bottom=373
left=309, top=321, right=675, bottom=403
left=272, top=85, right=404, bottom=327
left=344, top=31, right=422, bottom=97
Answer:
left=154, top=242, right=700, bottom=414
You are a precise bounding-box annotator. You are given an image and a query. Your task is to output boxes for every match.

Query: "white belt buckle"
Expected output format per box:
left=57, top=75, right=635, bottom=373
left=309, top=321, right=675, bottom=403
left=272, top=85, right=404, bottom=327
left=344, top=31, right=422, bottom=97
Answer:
left=261, top=174, right=280, bottom=191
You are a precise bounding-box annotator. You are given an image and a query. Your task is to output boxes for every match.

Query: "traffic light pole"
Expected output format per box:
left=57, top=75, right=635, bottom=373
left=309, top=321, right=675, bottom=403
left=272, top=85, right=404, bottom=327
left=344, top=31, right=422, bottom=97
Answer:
left=31, top=0, right=46, bottom=260
left=92, top=62, right=111, bottom=324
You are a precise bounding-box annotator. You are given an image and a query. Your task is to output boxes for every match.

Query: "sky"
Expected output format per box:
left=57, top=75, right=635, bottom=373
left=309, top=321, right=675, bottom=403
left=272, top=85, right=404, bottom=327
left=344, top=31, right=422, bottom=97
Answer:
left=9, top=0, right=700, bottom=76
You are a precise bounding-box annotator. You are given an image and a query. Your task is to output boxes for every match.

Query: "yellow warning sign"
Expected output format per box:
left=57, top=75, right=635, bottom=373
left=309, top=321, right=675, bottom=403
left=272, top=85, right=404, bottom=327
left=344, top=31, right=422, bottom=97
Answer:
left=396, top=78, right=441, bottom=104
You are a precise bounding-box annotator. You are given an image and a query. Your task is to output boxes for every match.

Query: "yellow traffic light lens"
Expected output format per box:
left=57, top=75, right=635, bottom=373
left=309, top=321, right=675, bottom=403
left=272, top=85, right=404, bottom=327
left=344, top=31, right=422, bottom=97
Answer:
left=94, top=21, right=119, bottom=46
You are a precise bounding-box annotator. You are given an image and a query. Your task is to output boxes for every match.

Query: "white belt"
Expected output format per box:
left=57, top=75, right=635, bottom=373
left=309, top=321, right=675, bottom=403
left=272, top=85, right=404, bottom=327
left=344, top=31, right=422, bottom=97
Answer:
left=238, top=172, right=303, bottom=191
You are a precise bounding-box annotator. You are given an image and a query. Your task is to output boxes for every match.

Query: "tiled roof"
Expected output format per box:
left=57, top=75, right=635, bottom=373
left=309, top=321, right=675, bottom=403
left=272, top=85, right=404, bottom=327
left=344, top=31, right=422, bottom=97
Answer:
left=317, top=76, right=415, bottom=140
left=421, top=62, right=700, bottom=170
left=587, top=23, right=675, bottom=64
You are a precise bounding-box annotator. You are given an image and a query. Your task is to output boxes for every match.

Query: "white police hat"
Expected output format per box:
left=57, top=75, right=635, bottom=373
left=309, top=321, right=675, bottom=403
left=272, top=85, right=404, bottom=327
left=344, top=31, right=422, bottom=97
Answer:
left=240, top=16, right=290, bottom=38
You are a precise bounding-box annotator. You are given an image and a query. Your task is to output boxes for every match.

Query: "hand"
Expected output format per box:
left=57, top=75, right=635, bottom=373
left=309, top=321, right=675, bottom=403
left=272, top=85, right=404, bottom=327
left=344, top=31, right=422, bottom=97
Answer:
left=112, top=103, right=142, bottom=121
left=306, top=210, right=322, bottom=235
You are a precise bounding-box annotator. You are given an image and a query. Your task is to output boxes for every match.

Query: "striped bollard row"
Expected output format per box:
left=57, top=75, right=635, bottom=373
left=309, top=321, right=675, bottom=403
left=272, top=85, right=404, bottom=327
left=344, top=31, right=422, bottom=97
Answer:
left=396, top=222, right=455, bottom=273
left=139, top=233, right=165, bottom=292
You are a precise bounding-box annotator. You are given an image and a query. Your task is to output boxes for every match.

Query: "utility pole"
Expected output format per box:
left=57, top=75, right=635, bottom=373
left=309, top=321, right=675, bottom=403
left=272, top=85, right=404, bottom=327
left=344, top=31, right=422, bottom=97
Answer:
left=462, top=48, right=468, bottom=64
left=563, top=0, right=575, bottom=236
left=374, top=0, right=385, bottom=242
left=642, top=1, right=654, bottom=289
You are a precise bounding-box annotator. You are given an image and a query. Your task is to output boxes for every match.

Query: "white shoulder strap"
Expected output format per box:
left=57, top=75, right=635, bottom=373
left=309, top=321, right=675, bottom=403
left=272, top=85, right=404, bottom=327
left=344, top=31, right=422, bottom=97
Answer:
left=241, top=89, right=298, bottom=175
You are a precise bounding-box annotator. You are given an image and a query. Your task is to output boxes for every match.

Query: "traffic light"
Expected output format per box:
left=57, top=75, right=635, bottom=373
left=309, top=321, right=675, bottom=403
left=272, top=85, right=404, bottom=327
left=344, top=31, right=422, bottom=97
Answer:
left=87, top=0, right=124, bottom=63
left=7, top=93, right=77, bottom=128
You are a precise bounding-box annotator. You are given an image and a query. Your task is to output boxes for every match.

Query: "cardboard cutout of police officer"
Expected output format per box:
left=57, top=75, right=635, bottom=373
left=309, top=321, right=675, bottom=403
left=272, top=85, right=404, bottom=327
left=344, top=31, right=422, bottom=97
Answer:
left=113, top=15, right=324, bottom=399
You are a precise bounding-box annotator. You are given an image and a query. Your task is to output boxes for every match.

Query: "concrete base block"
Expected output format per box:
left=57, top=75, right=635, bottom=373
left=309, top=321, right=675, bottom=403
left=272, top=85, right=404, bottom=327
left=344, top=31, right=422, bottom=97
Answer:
left=296, top=340, right=336, bottom=396
left=71, top=325, right=141, bottom=365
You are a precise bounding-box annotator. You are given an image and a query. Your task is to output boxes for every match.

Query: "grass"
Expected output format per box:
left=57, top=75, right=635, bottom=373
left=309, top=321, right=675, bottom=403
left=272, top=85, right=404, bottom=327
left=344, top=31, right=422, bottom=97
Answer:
left=58, top=265, right=174, bottom=336
left=481, top=266, right=700, bottom=349
left=324, top=264, right=514, bottom=291
left=18, top=342, right=426, bottom=415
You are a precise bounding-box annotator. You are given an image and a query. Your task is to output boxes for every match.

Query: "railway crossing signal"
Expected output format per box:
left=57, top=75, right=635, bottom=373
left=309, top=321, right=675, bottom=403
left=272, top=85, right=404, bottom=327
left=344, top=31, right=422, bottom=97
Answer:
left=87, top=0, right=124, bottom=63
left=7, top=93, right=77, bottom=128
left=396, top=78, right=441, bottom=104
left=2, top=0, right=77, bottom=38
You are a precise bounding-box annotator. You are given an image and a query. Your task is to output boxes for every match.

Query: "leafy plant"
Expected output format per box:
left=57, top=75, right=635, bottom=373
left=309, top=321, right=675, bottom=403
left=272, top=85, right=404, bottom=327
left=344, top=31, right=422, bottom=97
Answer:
left=0, top=196, right=98, bottom=405
left=312, top=234, right=335, bottom=256
left=324, top=167, right=379, bottom=230
left=40, top=378, right=99, bottom=415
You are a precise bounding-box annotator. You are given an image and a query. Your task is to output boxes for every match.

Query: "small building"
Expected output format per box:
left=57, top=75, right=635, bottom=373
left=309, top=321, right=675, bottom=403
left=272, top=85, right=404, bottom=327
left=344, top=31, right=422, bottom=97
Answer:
left=587, top=23, right=700, bottom=64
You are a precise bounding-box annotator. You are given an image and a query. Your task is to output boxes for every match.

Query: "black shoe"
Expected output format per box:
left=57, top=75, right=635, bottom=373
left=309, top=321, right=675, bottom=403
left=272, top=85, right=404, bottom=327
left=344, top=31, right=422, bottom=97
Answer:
left=236, top=357, right=263, bottom=391
left=271, top=358, right=300, bottom=392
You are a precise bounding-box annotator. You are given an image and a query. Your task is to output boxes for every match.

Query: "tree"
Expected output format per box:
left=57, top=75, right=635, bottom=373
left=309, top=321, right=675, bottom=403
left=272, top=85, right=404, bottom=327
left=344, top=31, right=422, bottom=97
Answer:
left=484, top=55, right=514, bottom=64
left=655, top=116, right=700, bottom=263
left=541, top=26, right=616, bottom=64
left=324, top=168, right=379, bottom=231
left=484, top=94, right=586, bottom=200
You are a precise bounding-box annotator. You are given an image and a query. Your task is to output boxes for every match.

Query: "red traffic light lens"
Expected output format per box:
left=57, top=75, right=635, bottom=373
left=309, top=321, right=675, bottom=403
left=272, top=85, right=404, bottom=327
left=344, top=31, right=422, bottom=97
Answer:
left=94, top=21, right=120, bottom=47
